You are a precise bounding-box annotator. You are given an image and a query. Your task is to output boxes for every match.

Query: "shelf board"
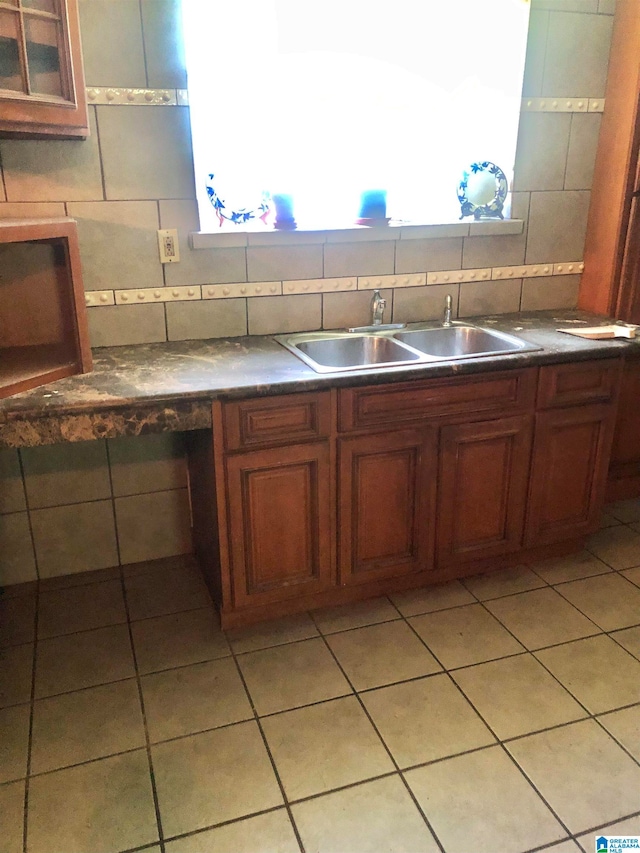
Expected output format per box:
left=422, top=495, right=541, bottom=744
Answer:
left=0, top=344, right=78, bottom=398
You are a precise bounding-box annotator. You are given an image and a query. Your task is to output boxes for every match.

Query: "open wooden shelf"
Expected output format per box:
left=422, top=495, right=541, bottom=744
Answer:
left=0, top=218, right=92, bottom=399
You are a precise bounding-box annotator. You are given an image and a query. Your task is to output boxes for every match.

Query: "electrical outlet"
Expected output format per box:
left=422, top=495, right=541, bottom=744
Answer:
left=157, top=229, right=180, bottom=264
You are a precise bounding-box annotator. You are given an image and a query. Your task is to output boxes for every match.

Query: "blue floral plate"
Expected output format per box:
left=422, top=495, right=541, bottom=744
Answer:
left=458, top=162, right=508, bottom=220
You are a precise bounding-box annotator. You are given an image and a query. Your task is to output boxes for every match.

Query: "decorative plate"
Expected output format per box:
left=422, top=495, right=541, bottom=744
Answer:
left=457, top=161, right=508, bottom=220
left=205, top=174, right=271, bottom=226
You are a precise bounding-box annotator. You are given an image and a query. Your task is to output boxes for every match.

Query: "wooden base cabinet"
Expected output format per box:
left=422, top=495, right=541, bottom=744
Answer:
left=192, top=359, right=622, bottom=628
left=526, top=404, right=617, bottom=545
left=225, top=442, right=334, bottom=608
left=338, top=428, right=437, bottom=585
left=437, top=415, right=533, bottom=566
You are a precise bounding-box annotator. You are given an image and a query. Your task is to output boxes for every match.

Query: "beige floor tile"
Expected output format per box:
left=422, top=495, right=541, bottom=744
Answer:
left=153, top=720, right=283, bottom=837
left=27, top=750, right=158, bottom=853
left=361, top=673, right=495, bottom=768
left=125, top=563, right=211, bottom=621
left=164, top=810, right=299, bottom=853
left=142, top=658, right=252, bottom=742
left=622, top=565, right=640, bottom=589
left=262, top=696, right=392, bottom=800
left=577, top=816, right=640, bottom=853
left=312, top=596, right=400, bottom=635
left=547, top=843, right=582, bottom=853
left=238, top=638, right=351, bottom=716
left=536, top=635, right=640, bottom=714
left=35, top=624, right=135, bottom=698
left=597, top=706, right=640, bottom=761
left=38, top=566, right=121, bottom=592
left=326, top=621, right=441, bottom=691
left=390, top=580, right=475, bottom=617
left=612, top=625, right=640, bottom=660
left=485, top=588, right=599, bottom=650
left=0, top=644, right=33, bottom=708
left=0, top=704, right=30, bottom=783
left=529, top=550, right=612, bottom=585
left=405, top=745, right=566, bottom=853
left=37, top=580, right=127, bottom=639
left=227, top=612, right=318, bottom=654
left=409, top=604, right=524, bottom=669
left=30, top=680, right=145, bottom=774
left=587, top=526, right=640, bottom=570
left=462, top=565, right=547, bottom=600
left=507, top=720, right=640, bottom=833
left=292, top=775, right=440, bottom=853
left=131, top=607, right=230, bottom=674
left=452, top=654, right=586, bottom=740
left=0, top=595, right=36, bottom=648
left=556, top=573, right=640, bottom=631
left=0, top=780, right=25, bottom=853
left=607, top=498, right=640, bottom=524
left=600, top=511, right=623, bottom=529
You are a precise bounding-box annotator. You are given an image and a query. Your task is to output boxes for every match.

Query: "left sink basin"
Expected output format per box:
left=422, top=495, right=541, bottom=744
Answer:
left=275, top=333, right=422, bottom=373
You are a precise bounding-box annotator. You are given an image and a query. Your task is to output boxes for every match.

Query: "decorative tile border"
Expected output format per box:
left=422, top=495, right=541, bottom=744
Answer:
left=86, top=87, right=188, bottom=106
left=85, top=261, right=584, bottom=308
left=85, top=88, right=604, bottom=114
left=522, top=97, right=604, bottom=113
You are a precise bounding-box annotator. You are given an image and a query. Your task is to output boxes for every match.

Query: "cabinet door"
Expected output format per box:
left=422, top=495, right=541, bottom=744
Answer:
left=226, top=442, right=333, bottom=608
left=437, top=415, right=533, bottom=567
left=338, top=428, right=437, bottom=585
left=526, top=404, right=616, bottom=545
left=0, top=0, right=88, bottom=138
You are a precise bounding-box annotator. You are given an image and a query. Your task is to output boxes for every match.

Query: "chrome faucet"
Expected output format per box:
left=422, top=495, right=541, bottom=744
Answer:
left=443, top=293, right=453, bottom=327
left=371, top=289, right=386, bottom=326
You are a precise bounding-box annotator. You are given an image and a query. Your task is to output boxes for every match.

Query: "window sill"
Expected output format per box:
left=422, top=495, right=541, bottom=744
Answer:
left=189, top=219, right=525, bottom=249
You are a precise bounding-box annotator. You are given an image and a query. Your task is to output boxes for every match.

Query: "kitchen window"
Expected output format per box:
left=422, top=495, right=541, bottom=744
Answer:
left=181, top=0, right=531, bottom=236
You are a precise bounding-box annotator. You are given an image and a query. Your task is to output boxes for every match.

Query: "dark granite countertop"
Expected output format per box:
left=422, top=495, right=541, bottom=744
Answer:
left=1, top=310, right=637, bottom=447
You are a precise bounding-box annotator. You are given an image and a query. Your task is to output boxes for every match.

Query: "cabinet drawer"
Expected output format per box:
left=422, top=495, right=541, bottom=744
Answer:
left=339, top=368, right=536, bottom=432
left=223, top=391, right=332, bottom=451
left=537, top=359, right=622, bottom=409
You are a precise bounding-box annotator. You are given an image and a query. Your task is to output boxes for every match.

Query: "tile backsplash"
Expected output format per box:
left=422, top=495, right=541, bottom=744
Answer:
left=0, top=0, right=616, bottom=349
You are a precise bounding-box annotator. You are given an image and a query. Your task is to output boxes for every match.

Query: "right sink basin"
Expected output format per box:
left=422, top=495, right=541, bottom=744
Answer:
left=394, top=324, right=537, bottom=359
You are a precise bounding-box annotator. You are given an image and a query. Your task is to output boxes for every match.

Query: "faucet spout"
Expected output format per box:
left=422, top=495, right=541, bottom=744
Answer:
left=371, top=289, right=387, bottom=326
left=443, top=294, right=453, bottom=327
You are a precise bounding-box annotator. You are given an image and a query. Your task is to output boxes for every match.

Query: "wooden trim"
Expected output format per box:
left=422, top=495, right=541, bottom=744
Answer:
left=579, top=0, right=640, bottom=315
left=217, top=537, right=586, bottom=630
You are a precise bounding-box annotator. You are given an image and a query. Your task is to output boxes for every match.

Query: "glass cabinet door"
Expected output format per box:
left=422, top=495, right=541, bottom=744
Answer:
left=0, top=0, right=69, bottom=102
left=0, top=0, right=88, bottom=137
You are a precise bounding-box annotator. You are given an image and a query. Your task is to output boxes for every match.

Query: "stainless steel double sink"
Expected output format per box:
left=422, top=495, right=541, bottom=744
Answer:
left=275, top=324, right=540, bottom=373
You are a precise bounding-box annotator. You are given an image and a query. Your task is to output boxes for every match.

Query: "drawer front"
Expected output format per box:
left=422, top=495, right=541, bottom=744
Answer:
left=339, top=368, right=536, bottom=432
left=223, top=391, right=332, bottom=450
left=537, top=359, right=622, bottom=409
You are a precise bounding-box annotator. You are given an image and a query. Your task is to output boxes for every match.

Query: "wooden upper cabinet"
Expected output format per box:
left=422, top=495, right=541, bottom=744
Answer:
left=526, top=404, right=617, bottom=546
left=338, top=428, right=437, bottom=585
left=225, top=442, right=334, bottom=608
left=437, top=415, right=533, bottom=567
left=0, top=0, right=88, bottom=138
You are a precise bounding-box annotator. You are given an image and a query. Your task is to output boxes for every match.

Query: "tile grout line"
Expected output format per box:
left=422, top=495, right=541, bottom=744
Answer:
left=395, top=601, right=577, bottom=846
left=306, top=607, right=448, bottom=853
left=21, top=579, right=39, bottom=853
left=226, top=646, right=307, bottom=853
left=120, top=573, right=167, bottom=853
